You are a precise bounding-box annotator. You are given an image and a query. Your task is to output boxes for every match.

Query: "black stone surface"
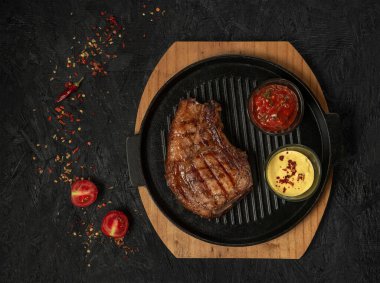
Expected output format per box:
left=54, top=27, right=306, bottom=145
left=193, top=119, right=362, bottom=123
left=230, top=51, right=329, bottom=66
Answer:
left=0, top=0, right=379, bottom=282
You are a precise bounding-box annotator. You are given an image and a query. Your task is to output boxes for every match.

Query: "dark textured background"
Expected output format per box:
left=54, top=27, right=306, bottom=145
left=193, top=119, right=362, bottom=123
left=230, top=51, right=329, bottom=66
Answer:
left=1, top=0, right=379, bottom=282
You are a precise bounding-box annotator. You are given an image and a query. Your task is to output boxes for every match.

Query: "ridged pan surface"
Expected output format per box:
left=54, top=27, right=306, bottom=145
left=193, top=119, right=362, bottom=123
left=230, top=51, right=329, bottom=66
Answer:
left=139, top=56, right=331, bottom=246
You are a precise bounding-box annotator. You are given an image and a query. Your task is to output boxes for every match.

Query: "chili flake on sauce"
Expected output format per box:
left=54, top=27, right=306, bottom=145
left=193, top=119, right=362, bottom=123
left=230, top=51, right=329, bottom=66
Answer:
left=249, top=84, right=299, bottom=132
left=266, top=150, right=314, bottom=197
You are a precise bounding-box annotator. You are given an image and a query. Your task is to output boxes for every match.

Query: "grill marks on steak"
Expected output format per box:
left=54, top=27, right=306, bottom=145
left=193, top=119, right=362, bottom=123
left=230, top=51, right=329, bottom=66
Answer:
left=165, top=99, right=253, bottom=218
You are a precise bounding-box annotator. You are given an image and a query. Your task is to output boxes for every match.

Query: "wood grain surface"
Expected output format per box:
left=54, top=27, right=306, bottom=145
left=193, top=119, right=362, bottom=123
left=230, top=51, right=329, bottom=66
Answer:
left=134, top=41, right=333, bottom=259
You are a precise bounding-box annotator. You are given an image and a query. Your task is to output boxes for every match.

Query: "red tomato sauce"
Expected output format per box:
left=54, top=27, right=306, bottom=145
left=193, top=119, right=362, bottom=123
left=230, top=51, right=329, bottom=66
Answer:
left=249, top=84, right=299, bottom=132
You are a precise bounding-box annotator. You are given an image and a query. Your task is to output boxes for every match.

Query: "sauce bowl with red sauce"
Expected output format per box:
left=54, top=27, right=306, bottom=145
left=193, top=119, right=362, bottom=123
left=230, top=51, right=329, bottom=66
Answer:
left=248, top=79, right=304, bottom=135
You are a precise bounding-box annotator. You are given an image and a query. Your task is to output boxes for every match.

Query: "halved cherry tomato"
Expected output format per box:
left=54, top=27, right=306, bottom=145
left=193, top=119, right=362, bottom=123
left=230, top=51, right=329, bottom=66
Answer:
left=101, top=210, right=129, bottom=238
left=71, top=180, right=98, bottom=207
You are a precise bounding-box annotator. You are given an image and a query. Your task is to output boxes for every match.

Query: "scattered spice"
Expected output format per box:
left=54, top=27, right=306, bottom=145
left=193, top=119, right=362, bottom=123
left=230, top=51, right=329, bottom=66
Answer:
left=32, top=8, right=141, bottom=262
left=297, top=173, right=305, bottom=181
left=106, top=15, right=122, bottom=30
left=114, top=237, right=139, bottom=257
left=277, top=159, right=297, bottom=186
left=141, top=2, right=166, bottom=23
left=90, top=61, right=106, bottom=76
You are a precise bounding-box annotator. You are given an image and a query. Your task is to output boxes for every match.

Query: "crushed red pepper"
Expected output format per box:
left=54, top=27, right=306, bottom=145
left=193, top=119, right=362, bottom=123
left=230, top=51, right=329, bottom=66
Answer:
left=297, top=173, right=305, bottom=181
left=31, top=9, right=140, bottom=261
left=277, top=159, right=298, bottom=187
left=72, top=147, right=79, bottom=154
left=106, top=15, right=122, bottom=30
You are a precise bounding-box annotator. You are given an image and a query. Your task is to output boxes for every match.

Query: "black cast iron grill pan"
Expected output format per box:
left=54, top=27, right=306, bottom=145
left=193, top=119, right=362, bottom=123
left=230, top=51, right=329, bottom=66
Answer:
left=127, top=55, right=340, bottom=246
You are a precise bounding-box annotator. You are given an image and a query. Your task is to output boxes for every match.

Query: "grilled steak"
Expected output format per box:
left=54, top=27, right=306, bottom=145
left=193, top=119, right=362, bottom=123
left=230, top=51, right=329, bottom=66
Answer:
left=165, top=99, right=253, bottom=218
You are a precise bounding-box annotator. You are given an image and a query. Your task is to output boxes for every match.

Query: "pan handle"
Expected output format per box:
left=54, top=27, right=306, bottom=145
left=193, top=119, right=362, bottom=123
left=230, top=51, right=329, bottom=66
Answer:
left=325, top=113, right=344, bottom=164
left=126, top=135, right=146, bottom=187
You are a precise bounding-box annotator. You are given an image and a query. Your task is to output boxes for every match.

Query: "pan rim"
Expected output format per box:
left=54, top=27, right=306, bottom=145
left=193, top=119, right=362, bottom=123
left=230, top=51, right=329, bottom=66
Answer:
left=137, top=54, right=332, bottom=246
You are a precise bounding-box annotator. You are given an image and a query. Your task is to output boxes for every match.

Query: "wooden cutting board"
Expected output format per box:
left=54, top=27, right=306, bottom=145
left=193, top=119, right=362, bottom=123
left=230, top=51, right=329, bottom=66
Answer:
left=134, top=41, right=332, bottom=259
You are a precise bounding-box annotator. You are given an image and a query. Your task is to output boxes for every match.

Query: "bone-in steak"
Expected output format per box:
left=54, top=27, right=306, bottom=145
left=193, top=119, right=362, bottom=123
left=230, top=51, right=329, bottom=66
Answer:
left=165, top=99, right=253, bottom=218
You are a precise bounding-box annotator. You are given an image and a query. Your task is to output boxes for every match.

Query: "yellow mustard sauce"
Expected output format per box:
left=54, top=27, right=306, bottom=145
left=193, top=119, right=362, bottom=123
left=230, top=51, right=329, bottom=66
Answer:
left=266, top=150, right=314, bottom=197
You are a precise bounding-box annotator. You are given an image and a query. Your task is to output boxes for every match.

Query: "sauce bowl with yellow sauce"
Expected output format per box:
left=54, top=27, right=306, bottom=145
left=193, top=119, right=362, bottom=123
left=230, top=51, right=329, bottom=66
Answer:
left=265, top=145, right=321, bottom=201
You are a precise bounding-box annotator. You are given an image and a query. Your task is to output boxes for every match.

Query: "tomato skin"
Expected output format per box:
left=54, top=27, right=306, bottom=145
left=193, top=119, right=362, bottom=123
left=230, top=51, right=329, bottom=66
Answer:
left=71, top=180, right=98, bottom=207
left=101, top=210, right=129, bottom=238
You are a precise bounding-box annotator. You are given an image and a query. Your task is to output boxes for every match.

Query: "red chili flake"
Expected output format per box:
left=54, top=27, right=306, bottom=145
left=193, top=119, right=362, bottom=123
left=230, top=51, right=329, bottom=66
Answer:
left=297, top=173, right=305, bottom=181
left=287, top=160, right=297, bottom=175
left=48, top=116, right=52, bottom=121
left=106, top=15, right=122, bottom=30
left=90, top=61, right=106, bottom=76
left=47, top=168, right=53, bottom=174
left=100, top=11, right=107, bottom=16
left=278, top=159, right=298, bottom=187
left=279, top=155, right=284, bottom=161
left=104, top=34, right=112, bottom=42
left=77, top=50, right=89, bottom=65
left=78, top=58, right=87, bottom=65
left=122, top=41, right=126, bottom=49
left=279, top=178, right=294, bottom=186
left=74, top=72, right=78, bottom=77
left=72, top=147, right=79, bottom=154
left=58, top=120, right=66, bottom=126
left=56, top=77, right=84, bottom=103
left=55, top=107, right=62, bottom=113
